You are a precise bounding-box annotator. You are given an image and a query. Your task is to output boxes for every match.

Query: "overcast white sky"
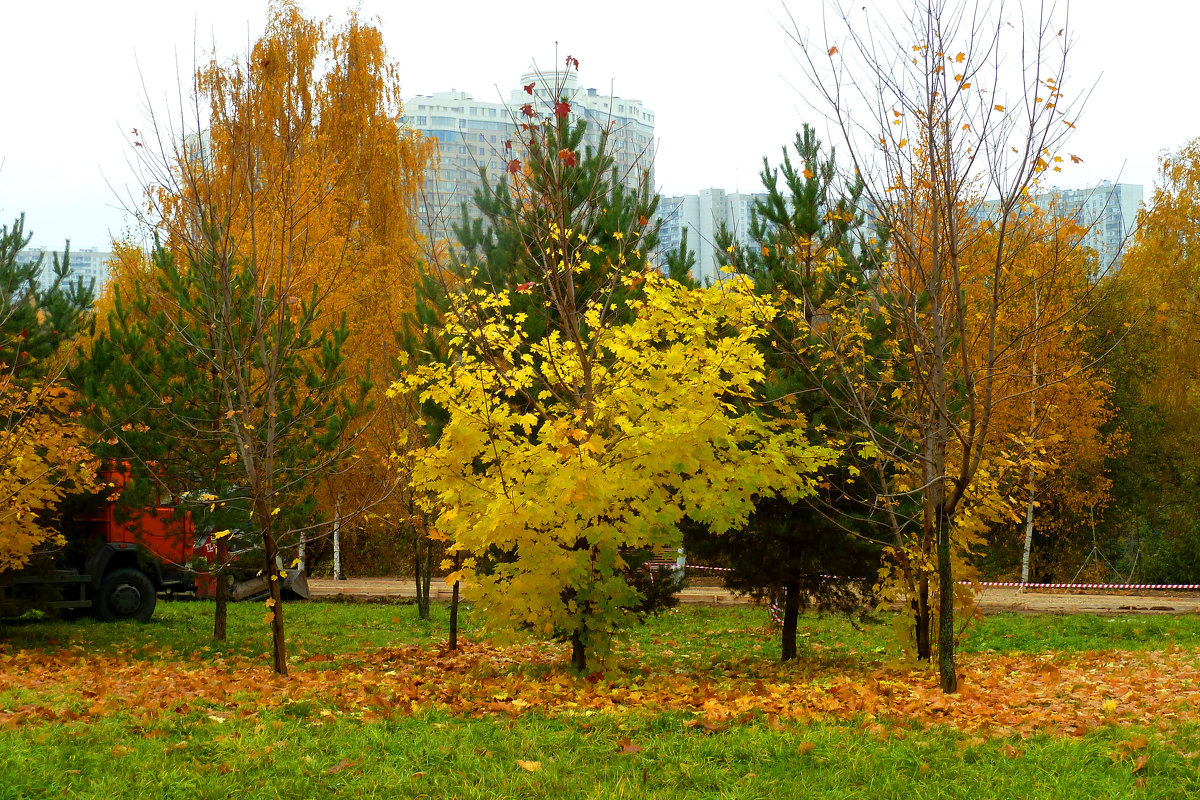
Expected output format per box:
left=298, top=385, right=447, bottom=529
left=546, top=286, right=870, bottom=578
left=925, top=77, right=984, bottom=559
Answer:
left=1, top=0, right=1193, bottom=248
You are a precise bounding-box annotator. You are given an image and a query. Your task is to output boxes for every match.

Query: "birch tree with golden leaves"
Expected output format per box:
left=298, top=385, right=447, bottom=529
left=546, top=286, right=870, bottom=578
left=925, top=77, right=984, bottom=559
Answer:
left=92, top=0, right=427, bottom=674
left=788, top=0, right=1104, bottom=692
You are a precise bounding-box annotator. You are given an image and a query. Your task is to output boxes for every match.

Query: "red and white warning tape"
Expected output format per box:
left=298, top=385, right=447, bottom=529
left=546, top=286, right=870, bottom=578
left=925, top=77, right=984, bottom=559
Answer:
left=680, top=563, right=734, bottom=573
left=683, top=563, right=1200, bottom=591
left=973, top=581, right=1200, bottom=590
left=673, top=565, right=1200, bottom=628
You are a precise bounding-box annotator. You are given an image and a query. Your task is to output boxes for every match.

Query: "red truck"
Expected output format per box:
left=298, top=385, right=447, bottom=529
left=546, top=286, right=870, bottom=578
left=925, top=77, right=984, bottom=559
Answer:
left=0, top=464, right=196, bottom=622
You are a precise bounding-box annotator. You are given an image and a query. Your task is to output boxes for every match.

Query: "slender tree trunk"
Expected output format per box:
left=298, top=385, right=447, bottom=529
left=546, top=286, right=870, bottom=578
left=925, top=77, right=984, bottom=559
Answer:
left=936, top=506, right=957, bottom=692
left=260, top=521, right=288, bottom=676
left=332, top=501, right=344, bottom=581
left=570, top=628, right=587, bottom=673
left=566, top=541, right=593, bottom=672
left=1021, top=285, right=1042, bottom=589
left=210, top=373, right=227, bottom=641
left=414, top=526, right=431, bottom=620
left=780, top=578, right=801, bottom=661
left=929, top=242, right=957, bottom=690
left=915, top=575, right=931, bottom=660
left=213, top=580, right=228, bottom=640
left=930, top=400, right=957, bottom=691
left=213, top=539, right=228, bottom=641
left=420, top=546, right=432, bottom=618
left=1021, top=471, right=1036, bottom=587
left=448, top=551, right=462, bottom=651
left=916, top=416, right=938, bottom=664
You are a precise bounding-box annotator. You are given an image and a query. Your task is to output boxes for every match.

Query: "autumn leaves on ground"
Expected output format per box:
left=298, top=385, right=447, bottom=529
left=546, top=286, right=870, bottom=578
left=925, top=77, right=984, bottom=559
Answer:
left=3, top=603, right=1200, bottom=798
left=8, top=0, right=1200, bottom=795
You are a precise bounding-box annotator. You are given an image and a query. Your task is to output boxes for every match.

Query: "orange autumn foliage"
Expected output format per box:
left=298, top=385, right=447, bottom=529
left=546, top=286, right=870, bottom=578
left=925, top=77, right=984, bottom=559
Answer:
left=133, top=1, right=433, bottom=552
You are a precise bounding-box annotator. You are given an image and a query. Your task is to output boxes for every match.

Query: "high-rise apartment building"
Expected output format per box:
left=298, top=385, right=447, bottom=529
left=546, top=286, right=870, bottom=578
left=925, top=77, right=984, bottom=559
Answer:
left=661, top=180, right=1142, bottom=285
left=402, top=68, right=655, bottom=242
left=656, top=189, right=769, bottom=285
left=978, top=181, right=1143, bottom=272
left=14, top=247, right=110, bottom=295
left=1033, top=181, right=1143, bottom=272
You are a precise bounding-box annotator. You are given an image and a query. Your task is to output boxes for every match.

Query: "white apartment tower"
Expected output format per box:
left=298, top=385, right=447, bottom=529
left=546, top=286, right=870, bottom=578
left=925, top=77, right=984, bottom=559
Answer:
left=14, top=247, right=110, bottom=295
left=402, top=68, right=655, bottom=242
left=1034, top=181, right=1143, bottom=272
left=657, top=189, right=768, bottom=285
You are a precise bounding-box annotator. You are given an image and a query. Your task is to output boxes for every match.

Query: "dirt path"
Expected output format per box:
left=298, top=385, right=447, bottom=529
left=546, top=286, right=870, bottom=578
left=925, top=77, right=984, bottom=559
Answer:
left=308, top=578, right=1200, bottom=615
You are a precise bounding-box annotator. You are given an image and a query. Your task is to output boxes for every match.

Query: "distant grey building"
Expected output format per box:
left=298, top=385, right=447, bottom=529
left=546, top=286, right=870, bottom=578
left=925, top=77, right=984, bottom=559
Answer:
left=14, top=246, right=109, bottom=295
left=402, top=68, right=655, bottom=244
left=656, top=189, right=769, bottom=285
left=1033, top=181, right=1143, bottom=272
left=978, top=181, right=1143, bottom=273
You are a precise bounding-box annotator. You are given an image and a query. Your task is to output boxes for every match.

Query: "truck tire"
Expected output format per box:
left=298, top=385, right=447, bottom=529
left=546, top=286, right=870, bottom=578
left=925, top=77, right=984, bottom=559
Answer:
left=96, top=568, right=157, bottom=622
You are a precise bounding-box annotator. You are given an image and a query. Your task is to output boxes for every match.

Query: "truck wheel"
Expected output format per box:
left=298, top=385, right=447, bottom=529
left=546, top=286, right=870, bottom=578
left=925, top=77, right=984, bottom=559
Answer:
left=96, top=569, right=157, bottom=622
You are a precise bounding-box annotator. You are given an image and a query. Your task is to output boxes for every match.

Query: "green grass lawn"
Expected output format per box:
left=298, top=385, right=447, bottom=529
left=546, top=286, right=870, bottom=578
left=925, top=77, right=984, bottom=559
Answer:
left=3, top=710, right=1196, bottom=799
left=2, top=600, right=1199, bottom=799
left=5, top=598, right=1197, bottom=666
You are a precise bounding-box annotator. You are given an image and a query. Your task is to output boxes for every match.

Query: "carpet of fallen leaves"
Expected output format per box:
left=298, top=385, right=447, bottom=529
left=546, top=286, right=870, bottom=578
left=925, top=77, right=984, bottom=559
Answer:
left=3, top=640, right=1199, bottom=737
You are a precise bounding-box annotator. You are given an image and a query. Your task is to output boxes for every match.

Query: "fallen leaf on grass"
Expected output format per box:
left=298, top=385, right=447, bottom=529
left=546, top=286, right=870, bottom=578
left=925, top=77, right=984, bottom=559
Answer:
left=12, top=638, right=1200, bottom=742
left=1132, top=754, right=1149, bottom=774
left=517, top=760, right=542, bottom=772
left=328, top=759, right=356, bottom=775
left=797, top=742, right=816, bottom=755
left=617, top=738, right=644, bottom=754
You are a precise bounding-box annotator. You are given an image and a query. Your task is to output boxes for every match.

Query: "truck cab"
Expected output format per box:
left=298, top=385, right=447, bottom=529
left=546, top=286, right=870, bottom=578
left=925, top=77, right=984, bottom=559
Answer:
left=0, top=463, right=195, bottom=621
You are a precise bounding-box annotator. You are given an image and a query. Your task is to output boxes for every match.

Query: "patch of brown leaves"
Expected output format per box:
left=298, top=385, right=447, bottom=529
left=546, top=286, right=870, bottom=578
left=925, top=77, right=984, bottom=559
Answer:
left=2, top=641, right=1198, bottom=737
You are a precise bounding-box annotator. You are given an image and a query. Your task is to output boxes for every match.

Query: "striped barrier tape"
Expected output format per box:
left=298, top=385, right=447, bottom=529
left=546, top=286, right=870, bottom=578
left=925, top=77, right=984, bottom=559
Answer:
left=674, top=567, right=1200, bottom=628
left=972, top=581, right=1200, bottom=590
left=681, top=564, right=1200, bottom=591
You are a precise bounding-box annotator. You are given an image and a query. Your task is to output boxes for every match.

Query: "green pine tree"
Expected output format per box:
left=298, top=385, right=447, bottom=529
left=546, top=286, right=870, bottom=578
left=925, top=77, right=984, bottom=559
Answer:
left=685, top=125, right=892, bottom=660
left=0, top=215, right=94, bottom=370
left=75, top=234, right=368, bottom=666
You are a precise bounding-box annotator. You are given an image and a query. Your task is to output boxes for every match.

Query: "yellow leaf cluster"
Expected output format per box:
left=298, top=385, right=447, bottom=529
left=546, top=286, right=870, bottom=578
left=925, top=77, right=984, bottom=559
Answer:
left=394, top=275, right=838, bottom=664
